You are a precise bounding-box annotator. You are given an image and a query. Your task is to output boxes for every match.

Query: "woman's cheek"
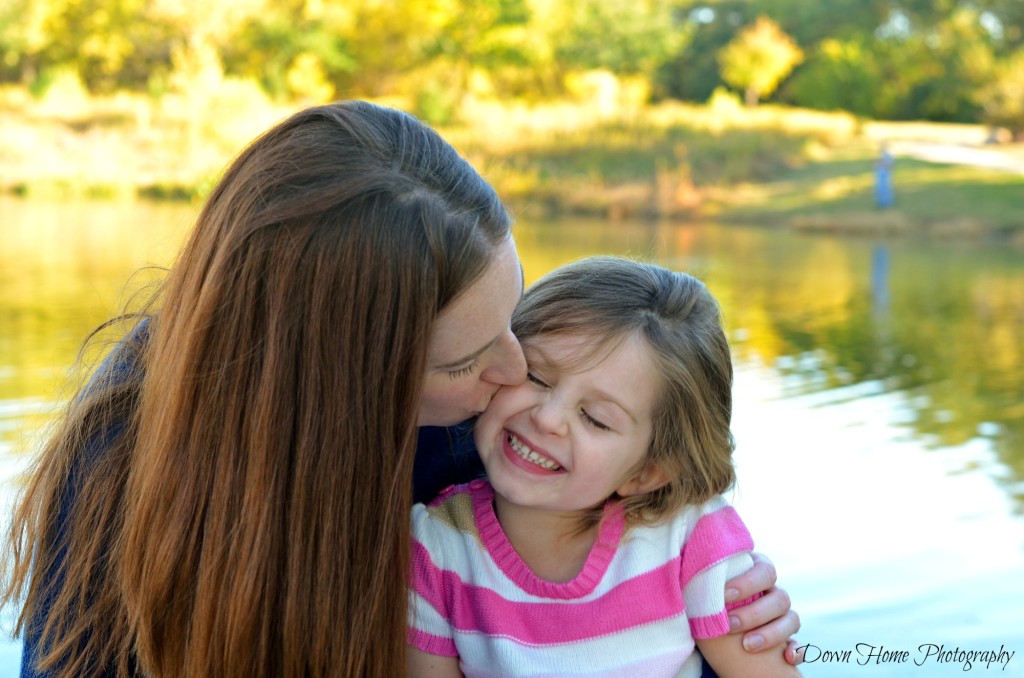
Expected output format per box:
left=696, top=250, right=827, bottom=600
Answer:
left=487, top=383, right=527, bottom=418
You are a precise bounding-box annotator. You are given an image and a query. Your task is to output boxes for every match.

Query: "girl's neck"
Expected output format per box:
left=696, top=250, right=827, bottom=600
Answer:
left=492, top=494, right=601, bottom=583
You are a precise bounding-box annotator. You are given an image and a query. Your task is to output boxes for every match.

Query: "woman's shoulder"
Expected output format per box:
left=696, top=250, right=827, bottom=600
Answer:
left=412, top=422, right=483, bottom=504
left=81, top=316, right=152, bottom=396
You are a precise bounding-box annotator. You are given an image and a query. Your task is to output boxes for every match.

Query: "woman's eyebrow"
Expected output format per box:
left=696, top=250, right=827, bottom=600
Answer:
left=435, top=336, right=499, bottom=370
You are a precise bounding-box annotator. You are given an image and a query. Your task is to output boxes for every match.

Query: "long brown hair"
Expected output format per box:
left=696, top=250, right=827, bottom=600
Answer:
left=511, top=256, right=736, bottom=528
left=3, top=101, right=511, bottom=678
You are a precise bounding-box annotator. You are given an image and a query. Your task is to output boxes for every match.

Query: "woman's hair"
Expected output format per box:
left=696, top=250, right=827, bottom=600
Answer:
left=511, top=256, right=735, bottom=528
left=3, top=101, right=511, bottom=678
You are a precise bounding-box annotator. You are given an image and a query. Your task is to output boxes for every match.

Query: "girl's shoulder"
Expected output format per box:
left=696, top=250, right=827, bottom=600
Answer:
left=623, top=495, right=747, bottom=566
left=629, top=494, right=736, bottom=536
left=412, top=480, right=490, bottom=544
left=676, top=495, right=747, bottom=542
left=411, top=481, right=500, bottom=583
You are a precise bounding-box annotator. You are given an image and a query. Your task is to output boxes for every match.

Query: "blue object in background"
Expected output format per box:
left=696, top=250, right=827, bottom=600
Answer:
left=871, top=243, right=890, bottom=315
left=874, top=147, right=895, bottom=208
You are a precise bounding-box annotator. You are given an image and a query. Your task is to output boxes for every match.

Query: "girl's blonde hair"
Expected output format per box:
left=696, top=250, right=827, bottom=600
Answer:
left=512, top=256, right=735, bottom=527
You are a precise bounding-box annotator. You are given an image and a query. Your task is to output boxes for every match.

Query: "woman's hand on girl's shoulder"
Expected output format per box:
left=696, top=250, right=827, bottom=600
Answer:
left=723, top=552, right=803, bottom=665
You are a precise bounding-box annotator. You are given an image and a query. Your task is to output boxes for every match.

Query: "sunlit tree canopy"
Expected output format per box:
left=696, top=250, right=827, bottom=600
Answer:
left=0, top=0, right=1021, bottom=124
left=717, top=16, right=802, bottom=106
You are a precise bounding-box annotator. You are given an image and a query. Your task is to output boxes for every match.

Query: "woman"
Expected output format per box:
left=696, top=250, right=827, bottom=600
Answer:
left=3, top=101, right=798, bottom=678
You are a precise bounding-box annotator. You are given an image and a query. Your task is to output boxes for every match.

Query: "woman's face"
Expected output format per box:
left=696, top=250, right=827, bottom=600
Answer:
left=418, top=237, right=527, bottom=427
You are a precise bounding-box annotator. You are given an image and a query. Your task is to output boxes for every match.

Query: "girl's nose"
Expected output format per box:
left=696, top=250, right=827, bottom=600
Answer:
left=531, top=397, right=568, bottom=437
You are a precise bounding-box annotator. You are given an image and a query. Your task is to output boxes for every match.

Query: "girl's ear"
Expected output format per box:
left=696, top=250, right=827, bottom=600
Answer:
left=616, top=463, right=670, bottom=497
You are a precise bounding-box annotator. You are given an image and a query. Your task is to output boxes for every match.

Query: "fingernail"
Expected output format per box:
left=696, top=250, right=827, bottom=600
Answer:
left=743, top=635, right=765, bottom=651
left=725, top=587, right=739, bottom=602
left=729, top=616, right=740, bottom=630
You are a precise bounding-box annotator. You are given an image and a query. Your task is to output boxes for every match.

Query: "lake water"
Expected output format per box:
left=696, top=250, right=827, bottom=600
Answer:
left=2, top=197, right=1023, bottom=676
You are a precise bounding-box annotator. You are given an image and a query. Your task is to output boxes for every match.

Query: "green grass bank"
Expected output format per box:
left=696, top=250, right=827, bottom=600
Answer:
left=1, top=87, right=1021, bottom=242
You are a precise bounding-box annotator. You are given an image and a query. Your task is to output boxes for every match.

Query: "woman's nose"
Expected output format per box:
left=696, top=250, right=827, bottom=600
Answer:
left=480, top=330, right=526, bottom=386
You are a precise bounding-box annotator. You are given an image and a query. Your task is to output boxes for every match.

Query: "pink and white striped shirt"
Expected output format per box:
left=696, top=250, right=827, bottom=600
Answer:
left=408, top=479, right=755, bottom=678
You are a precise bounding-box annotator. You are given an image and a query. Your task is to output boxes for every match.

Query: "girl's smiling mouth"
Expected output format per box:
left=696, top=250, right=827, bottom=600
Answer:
left=505, top=432, right=563, bottom=472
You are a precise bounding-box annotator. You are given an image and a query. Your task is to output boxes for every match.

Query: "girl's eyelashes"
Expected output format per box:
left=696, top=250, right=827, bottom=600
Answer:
left=580, top=408, right=610, bottom=431
left=526, top=371, right=549, bottom=387
left=526, top=367, right=611, bottom=430
left=447, top=360, right=479, bottom=379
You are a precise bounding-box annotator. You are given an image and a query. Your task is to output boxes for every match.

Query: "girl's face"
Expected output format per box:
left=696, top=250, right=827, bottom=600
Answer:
left=418, top=237, right=527, bottom=427
left=474, top=332, right=661, bottom=514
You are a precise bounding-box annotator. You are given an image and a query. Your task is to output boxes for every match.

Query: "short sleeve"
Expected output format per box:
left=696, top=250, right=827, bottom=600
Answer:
left=407, top=504, right=459, bottom=657
left=684, top=552, right=754, bottom=639
left=678, top=500, right=755, bottom=639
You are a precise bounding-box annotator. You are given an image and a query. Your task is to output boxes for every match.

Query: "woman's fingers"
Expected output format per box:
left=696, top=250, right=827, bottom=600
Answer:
left=724, top=552, right=777, bottom=603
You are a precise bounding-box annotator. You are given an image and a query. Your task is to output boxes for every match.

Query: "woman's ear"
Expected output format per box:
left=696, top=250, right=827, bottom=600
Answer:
left=616, top=463, right=670, bottom=497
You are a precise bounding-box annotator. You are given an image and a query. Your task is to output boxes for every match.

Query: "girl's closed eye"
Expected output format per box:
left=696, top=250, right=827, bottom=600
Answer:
left=580, top=408, right=610, bottom=431
left=526, top=371, right=549, bottom=388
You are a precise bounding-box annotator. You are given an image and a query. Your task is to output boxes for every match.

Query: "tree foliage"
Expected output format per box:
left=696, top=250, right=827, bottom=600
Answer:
left=0, top=0, right=1022, bottom=126
left=979, top=49, right=1024, bottom=138
left=717, top=16, right=802, bottom=106
left=551, top=0, right=683, bottom=75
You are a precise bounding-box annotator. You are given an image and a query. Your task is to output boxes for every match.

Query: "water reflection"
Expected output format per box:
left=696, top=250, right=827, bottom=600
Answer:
left=1, top=201, right=1023, bottom=676
left=755, top=238, right=1024, bottom=513
left=516, top=218, right=1024, bottom=516
left=3, top=204, right=1020, bottom=510
left=0, top=197, right=195, bottom=457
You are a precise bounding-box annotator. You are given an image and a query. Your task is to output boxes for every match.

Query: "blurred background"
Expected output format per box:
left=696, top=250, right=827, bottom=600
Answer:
left=1, top=1, right=1023, bottom=676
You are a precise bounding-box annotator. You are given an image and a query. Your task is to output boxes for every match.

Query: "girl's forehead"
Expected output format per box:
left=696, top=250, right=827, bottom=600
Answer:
left=523, top=330, right=640, bottom=373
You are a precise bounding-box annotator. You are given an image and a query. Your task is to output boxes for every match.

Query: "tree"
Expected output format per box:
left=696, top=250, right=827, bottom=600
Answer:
left=718, top=16, right=802, bottom=106
left=786, top=8, right=998, bottom=123
left=909, top=8, right=997, bottom=122
left=0, top=0, right=177, bottom=93
left=786, top=38, right=895, bottom=117
left=979, top=49, right=1024, bottom=139
left=754, top=0, right=892, bottom=45
left=552, top=0, right=682, bottom=77
left=223, top=1, right=356, bottom=101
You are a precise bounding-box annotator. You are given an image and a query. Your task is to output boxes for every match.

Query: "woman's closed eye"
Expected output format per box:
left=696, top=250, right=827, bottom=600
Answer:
left=447, top=360, right=479, bottom=379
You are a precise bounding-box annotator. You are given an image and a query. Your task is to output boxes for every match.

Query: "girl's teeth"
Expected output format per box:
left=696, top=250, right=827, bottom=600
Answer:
left=508, top=434, right=561, bottom=471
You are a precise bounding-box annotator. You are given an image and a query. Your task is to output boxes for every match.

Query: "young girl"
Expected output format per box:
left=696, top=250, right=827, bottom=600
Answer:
left=407, top=257, right=802, bottom=678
